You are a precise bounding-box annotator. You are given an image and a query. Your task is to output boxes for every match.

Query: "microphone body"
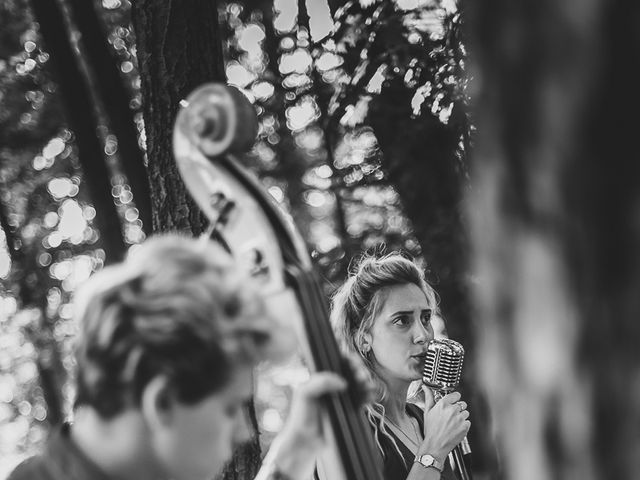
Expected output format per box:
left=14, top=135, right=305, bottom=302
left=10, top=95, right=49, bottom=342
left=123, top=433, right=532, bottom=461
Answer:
left=422, top=339, right=472, bottom=480
left=423, top=338, right=465, bottom=393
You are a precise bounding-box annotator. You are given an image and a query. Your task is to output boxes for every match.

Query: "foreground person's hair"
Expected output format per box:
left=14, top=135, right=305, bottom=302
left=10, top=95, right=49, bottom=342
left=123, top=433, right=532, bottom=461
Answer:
left=73, top=234, right=275, bottom=418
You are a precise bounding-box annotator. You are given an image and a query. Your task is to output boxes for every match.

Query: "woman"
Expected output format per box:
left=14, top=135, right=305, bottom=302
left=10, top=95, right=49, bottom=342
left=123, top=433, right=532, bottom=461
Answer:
left=331, top=253, right=470, bottom=480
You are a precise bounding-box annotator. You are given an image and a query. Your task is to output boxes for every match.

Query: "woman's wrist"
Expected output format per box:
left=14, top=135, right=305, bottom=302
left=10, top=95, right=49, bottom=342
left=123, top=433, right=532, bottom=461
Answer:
left=417, top=439, right=448, bottom=465
left=414, top=453, right=445, bottom=473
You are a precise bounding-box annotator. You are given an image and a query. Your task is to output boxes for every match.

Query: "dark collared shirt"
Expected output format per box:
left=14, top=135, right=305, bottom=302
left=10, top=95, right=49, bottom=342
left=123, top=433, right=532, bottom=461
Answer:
left=376, top=403, right=458, bottom=480
left=8, top=423, right=112, bottom=480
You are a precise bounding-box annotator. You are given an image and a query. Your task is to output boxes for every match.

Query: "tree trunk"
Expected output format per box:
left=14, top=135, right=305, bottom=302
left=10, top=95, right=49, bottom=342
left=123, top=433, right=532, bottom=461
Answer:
left=66, top=0, right=153, bottom=235
left=131, top=1, right=262, bottom=478
left=468, top=1, right=640, bottom=478
left=369, top=82, right=470, bottom=344
left=367, top=81, right=504, bottom=477
left=31, top=0, right=127, bottom=261
left=325, top=0, right=348, bottom=17
left=2, top=200, right=66, bottom=426
left=26, top=308, right=66, bottom=427
left=131, top=0, right=225, bottom=235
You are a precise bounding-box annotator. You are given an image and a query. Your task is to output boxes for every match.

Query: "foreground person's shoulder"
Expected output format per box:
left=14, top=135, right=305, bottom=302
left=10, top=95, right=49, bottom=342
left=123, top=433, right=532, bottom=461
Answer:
left=7, top=455, right=53, bottom=480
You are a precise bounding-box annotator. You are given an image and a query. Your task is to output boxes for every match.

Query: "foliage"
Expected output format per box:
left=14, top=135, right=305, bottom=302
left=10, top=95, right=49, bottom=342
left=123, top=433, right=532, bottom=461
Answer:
left=0, top=0, right=467, bottom=474
left=0, top=0, right=80, bottom=470
left=329, top=0, right=467, bottom=128
left=220, top=0, right=469, bottom=284
left=0, top=0, right=144, bottom=473
left=314, top=0, right=473, bottom=351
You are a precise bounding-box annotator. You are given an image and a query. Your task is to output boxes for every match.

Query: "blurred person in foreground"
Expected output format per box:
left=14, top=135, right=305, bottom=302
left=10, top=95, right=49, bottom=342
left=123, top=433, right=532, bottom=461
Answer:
left=8, top=234, right=348, bottom=480
left=331, top=253, right=470, bottom=480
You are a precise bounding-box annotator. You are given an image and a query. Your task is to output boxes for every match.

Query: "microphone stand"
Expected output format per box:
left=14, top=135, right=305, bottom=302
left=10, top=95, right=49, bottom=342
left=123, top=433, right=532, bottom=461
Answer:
left=434, top=391, right=473, bottom=480
left=423, top=338, right=472, bottom=480
left=450, top=444, right=471, bottom=480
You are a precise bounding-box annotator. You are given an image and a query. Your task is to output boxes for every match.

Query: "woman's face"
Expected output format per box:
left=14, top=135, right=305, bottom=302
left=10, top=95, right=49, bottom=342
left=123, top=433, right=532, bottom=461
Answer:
left=367, top=283, right=434, bottom=385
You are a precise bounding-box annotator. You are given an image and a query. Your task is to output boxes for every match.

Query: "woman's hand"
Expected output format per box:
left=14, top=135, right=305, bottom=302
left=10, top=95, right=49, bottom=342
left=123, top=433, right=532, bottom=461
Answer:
left=259, top=372, right=347, bottom=479
left=418, top=387, right=470, bottom=463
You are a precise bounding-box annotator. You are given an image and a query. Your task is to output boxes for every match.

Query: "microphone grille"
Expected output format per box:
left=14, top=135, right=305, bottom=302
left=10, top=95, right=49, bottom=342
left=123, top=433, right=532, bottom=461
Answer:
left=422, top=338, right=465, bottom=392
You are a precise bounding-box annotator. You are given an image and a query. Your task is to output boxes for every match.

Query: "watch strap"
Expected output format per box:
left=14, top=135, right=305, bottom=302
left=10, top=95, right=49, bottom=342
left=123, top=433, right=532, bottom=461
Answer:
left=415, top=454, right=444, bottom=472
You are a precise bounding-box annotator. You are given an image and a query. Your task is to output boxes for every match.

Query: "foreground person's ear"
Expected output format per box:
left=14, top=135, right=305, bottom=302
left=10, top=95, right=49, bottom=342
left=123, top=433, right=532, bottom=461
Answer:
left=141, top=375, right=174, bottom=429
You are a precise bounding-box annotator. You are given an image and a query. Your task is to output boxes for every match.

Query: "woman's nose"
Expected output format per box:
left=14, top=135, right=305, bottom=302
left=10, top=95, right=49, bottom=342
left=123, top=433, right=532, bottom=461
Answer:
left=413, top=319, right=431, bottom=344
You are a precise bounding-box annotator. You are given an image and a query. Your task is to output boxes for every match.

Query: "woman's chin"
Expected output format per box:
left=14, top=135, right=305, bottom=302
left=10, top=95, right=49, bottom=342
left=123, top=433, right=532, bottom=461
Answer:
left=410, top=362, right=425, bottom=377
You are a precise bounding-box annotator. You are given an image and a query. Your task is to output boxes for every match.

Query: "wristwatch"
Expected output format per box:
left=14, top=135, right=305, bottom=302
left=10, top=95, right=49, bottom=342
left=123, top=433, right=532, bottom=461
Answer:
left=415, top=454, right=444, bottom=472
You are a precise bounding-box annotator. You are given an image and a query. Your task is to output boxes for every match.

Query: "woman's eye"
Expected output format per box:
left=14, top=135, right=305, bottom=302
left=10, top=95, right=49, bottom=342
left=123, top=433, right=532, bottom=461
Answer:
left=392, top=315, right=409, bottom=326
left=420, top=310, right=432, bottom=325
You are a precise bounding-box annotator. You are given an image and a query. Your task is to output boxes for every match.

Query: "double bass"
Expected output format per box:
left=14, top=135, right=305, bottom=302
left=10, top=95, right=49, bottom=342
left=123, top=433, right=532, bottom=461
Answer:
left=173, top=83, right=384, bottom=480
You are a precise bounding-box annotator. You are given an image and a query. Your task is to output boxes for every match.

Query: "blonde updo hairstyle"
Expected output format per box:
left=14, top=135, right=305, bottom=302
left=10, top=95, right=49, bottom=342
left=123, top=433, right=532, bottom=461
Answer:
left=330, top=252, right=439, bottom=456
left=73, top=234, right=279, bottom=418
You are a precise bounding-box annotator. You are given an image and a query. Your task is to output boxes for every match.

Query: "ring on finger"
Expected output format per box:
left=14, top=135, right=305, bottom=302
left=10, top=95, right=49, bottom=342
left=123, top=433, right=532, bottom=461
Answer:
left=457, top=401, right=465, bottom=412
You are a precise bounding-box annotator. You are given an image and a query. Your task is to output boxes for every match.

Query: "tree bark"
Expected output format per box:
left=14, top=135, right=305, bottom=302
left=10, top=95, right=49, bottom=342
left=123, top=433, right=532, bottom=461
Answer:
left=26, top=308, right=66, bottom=427
left=66, top=0, right=153, bottom=235
left=468, top=1, right=640, bottom=478
left=131, top=0, right=225, bottom=235
left=325, top=0, right=348, bottom=18
left=369, top=82, right=470, bottom=344
left=31, top=0, right=127, bottom=262
left=131, top=1, right=262, bottom=478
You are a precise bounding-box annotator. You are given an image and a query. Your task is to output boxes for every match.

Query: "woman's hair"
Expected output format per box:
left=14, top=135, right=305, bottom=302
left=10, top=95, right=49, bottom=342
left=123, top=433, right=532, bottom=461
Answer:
left=330, top=252, right=439, bottom=457
left=73, top=233, right=279, bottom=419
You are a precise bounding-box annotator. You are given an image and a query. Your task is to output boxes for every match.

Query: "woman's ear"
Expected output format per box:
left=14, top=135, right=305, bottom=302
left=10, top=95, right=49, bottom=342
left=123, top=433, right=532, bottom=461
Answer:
left=141, top=375, right=174, bottom=430
left=361, top=332, right=373, bottom=353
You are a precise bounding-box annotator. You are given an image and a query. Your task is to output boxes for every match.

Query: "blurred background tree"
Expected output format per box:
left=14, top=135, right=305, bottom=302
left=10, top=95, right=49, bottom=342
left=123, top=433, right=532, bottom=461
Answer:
left=0, top=0, right=145, bottom=474
left=0, top=0, right=477, bottom=478
left=468, top=0, right=640, bottom=479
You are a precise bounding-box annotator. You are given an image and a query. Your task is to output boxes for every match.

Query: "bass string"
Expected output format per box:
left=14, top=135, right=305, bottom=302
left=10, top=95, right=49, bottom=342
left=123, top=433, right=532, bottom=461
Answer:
left=293, top=266, right=381, bottom=479
left=175, top=83, right=383, bottom=480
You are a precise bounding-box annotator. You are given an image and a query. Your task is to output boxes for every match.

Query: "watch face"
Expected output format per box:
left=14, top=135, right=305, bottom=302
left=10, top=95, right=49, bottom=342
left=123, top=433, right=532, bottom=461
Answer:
left=418, top=455, right=442, bottom=472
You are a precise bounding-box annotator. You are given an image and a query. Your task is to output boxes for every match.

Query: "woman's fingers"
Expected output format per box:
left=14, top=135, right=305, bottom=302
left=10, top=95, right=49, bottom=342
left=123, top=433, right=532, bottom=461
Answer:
left=422, top=385, right=436, bottom=411
left=441, top=391, right=462, bottom=404
left=298, top=372, right=347, bottom=399
left=267, top=373, right=347, bottom=480
left=423, top=391, right=471, bottom=449
left=282, top=372, right=347, bottom=448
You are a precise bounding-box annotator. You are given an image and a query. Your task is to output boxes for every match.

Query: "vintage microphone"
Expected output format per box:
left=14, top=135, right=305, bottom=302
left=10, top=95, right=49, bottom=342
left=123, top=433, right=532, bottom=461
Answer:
left=423, top=339, right=472, bottom=480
